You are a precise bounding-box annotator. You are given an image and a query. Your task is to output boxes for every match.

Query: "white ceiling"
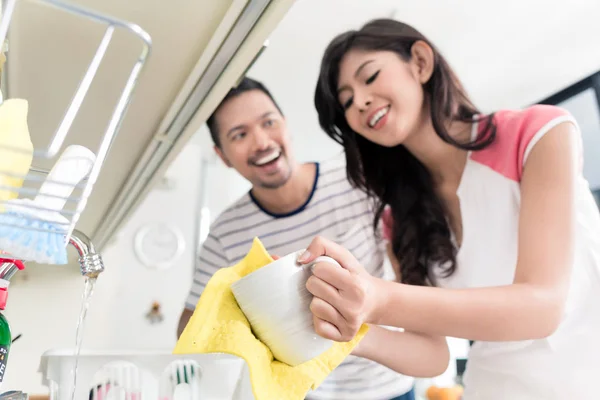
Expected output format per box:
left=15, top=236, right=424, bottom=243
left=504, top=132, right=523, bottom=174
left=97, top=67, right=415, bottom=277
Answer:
left=201, top=0, right=600, bottom=164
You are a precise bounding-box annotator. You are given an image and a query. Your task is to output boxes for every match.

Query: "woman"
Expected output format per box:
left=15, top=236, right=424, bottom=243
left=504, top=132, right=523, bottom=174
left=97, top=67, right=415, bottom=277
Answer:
left=299, top=18, right=600, bottom=399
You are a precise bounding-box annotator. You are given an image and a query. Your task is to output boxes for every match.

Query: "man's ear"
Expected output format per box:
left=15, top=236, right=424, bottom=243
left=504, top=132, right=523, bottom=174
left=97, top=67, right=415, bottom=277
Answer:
left=214, top=145, right=232, bottom=167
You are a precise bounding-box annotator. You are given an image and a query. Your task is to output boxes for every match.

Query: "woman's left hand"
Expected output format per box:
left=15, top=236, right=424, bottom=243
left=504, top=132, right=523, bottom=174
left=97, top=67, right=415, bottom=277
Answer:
left=297, top=236, right=382, bottom=342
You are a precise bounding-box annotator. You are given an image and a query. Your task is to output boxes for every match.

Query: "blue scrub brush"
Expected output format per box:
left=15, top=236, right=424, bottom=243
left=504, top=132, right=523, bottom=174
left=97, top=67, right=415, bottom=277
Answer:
left=0, top=145, right=96, bottom=264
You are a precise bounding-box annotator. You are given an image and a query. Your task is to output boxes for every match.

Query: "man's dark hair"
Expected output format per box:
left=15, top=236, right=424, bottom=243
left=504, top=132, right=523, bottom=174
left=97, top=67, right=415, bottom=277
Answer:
left=207, top=77, right=283, bottom=147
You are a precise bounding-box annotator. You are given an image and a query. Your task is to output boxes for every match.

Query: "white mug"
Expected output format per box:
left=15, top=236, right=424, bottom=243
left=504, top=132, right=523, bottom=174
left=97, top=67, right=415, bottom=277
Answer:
left=230, top=249, right=342, bottom=366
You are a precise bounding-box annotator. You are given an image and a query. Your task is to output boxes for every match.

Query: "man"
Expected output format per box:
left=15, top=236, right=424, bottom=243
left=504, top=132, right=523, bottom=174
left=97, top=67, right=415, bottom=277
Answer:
left=178, top=77, right=417, bottom=400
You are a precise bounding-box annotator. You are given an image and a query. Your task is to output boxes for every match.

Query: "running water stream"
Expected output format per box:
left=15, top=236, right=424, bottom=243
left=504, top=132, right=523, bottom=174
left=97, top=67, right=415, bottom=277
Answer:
left=70, top=276, right=97, bottom=400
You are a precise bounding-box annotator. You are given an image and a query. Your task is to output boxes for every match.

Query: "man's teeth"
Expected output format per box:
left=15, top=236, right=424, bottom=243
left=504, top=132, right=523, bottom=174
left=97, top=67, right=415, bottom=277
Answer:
left=369, top=106, right=390, bottom=128
left=255, top=151, right=281, bottom=166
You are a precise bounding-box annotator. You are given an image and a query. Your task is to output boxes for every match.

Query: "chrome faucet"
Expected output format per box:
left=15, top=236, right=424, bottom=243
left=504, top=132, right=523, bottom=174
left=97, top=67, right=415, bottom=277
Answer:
left=69, top=229, right=105, bottom=278
left=0, top=229, right=104, bottom=281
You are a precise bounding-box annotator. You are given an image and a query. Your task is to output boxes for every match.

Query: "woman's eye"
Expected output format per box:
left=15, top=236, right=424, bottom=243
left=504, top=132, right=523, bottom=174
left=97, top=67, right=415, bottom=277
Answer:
left=366, top=70, right=380, bottom=84
left=343, top=97, right=353, bottom=110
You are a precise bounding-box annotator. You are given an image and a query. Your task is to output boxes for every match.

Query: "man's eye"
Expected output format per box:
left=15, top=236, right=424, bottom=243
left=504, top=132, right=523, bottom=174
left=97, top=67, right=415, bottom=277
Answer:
left=232, top=132, right=246, bottom=141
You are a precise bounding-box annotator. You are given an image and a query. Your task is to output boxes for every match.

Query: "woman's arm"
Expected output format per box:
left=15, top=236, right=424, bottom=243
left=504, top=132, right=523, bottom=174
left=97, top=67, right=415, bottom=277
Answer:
left=300, top=121, right=579, bottom=342
left=373, top=281, right=559, bottom=341
left=352, top=325, right=449, bottom=377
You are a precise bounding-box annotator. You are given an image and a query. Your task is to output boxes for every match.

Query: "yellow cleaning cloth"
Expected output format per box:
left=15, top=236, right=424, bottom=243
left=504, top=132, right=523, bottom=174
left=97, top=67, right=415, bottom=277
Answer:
left=174, top=237, right=369, bottom=400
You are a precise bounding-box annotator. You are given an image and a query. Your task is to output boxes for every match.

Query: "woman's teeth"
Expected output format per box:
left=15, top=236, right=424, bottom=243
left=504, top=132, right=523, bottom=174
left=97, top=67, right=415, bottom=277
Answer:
left=369, top=106, right=389, bottom=128
left=255, top=151, right=281, bottom=166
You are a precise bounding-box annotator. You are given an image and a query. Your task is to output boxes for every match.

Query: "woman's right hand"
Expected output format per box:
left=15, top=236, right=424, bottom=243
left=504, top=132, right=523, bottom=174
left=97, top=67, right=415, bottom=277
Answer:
left=297, top=236, right=384, bottom=342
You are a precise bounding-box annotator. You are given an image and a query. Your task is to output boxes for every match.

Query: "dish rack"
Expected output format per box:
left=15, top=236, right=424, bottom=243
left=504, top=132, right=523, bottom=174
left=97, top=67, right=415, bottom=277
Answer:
left=38, top=350, right=255, bottom=400
left=0, top=0, right=151, bottom=247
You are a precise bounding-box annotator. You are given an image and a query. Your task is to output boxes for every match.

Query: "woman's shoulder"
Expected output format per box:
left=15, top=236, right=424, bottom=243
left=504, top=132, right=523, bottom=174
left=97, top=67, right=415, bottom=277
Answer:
left=492, top=104, right=573, bottom=135
left=471, top=105, right=576, bottom=182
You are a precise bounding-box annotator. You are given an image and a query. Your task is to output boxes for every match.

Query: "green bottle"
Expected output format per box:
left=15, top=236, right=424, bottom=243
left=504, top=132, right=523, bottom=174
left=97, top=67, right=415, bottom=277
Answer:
left=0, top=312, right=10, bottom=386
left=0, top=257, right=25, bottom=388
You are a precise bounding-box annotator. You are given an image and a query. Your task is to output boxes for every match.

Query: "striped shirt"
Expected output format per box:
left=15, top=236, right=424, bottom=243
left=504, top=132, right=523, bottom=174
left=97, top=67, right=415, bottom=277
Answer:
left=186, top=153, right=414, bottom=400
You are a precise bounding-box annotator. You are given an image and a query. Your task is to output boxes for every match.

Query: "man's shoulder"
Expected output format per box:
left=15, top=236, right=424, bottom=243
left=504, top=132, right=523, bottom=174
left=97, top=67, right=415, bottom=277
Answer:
left=317, top=151, right=346, bottom=174
left=314, top=151, right=350, bottom=187
left=208, top=192, right=258, bottom=235
left=315, top=152, right=368, bottom=198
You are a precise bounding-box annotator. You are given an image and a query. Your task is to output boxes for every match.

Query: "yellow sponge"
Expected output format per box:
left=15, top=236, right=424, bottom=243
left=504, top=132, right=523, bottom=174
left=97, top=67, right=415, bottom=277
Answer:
left=0, top=98, right=34, bottom=205
left=174, top=237, right=369, bottom=400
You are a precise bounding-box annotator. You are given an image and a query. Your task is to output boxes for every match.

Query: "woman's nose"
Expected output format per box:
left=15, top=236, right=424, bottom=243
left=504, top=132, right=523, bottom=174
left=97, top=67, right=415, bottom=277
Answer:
left=355, top=90, right=372, bottom=112
left=358, top=99, right=372, bottom=113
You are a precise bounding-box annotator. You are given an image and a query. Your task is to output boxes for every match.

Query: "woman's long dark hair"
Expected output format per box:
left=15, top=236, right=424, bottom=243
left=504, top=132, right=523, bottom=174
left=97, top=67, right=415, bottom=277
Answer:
left=314, top=19, right=496, bottom=286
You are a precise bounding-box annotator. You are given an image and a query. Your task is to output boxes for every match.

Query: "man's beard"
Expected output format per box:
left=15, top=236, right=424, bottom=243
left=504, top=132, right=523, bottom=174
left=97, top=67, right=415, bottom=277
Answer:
left=256, top=164, right=292, bottom=189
